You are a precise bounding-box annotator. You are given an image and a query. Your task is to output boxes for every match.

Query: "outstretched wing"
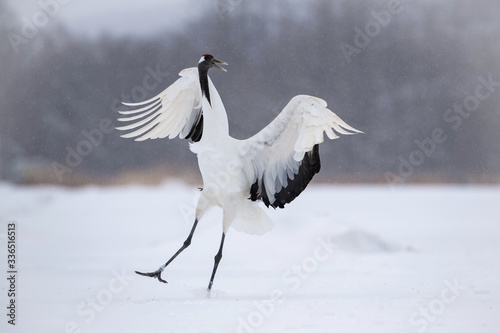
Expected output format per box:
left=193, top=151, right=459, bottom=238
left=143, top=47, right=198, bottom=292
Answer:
left=240, top=95, right=362, bottom=209
left=116, top=67, right=226, bottom=142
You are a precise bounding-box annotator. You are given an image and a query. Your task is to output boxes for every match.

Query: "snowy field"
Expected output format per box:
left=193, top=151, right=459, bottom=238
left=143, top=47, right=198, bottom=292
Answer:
left=0, top=181, right=499, bottom=333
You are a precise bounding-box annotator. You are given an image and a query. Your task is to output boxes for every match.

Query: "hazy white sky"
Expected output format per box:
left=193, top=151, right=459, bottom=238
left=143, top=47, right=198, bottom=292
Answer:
left=7, top=0, right=207, bottom=37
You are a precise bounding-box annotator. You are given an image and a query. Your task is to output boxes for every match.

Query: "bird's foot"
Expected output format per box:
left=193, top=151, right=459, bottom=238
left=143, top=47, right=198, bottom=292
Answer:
left=135, top=268, right=168, bottom=284
left=206, top=281, right=215, bottom=298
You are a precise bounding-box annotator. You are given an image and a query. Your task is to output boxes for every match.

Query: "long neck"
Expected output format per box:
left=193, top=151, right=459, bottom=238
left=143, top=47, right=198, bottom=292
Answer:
left=198, top=66, right=211, bottom=106
left=197, top=65, right=229, bottom=142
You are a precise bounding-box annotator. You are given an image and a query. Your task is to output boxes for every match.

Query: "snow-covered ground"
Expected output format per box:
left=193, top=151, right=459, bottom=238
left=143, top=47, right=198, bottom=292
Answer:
left=0, top=182, right=499, bottom=333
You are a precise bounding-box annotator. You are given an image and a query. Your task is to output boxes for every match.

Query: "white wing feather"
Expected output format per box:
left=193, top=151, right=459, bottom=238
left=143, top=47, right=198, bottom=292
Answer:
left=240, top=95, right=362, bottom=207
left=116, top=67, right=227, bottom=141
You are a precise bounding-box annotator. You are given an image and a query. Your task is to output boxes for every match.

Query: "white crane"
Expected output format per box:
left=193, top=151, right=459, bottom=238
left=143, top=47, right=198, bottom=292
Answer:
left=117, top=54, right=362, bottom=292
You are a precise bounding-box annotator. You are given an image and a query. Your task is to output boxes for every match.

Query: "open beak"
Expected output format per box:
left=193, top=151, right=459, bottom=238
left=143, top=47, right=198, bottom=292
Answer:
left=212, top=58, right=228, bottom=72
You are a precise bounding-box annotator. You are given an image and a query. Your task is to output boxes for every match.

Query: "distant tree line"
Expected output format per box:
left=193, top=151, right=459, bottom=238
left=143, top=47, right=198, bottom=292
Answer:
left=1, top=0, right=499, bottom=185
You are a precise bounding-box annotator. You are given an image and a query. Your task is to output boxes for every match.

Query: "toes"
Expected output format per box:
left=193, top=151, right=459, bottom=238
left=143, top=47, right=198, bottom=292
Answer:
left=135, top=270, right=148, bottom=276
left=135, top=270, right=168, bottom=283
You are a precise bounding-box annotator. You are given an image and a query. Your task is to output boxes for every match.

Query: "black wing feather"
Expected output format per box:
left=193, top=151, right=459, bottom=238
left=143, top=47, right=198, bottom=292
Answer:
left=184, top=114, right=203, bottom=142
left=250, top=144, right=321, bottom=209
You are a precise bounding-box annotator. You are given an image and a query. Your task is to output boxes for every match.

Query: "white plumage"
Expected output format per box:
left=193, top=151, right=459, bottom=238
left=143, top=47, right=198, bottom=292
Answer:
left=117, top=68, right=228, bottom=141
left=117, top=54, right=361, bottom=291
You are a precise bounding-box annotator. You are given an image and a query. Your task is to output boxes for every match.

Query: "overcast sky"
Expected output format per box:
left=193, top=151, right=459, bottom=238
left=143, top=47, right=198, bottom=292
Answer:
left=6, top=0, right=207, bottom=37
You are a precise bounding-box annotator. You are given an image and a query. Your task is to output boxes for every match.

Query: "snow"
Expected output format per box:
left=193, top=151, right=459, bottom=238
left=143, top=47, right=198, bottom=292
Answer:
left=0, top=182, right=499, bottom=333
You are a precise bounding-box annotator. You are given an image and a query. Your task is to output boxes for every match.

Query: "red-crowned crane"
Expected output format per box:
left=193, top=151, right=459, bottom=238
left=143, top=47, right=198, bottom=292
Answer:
left=116, top=54, right=362, bottom=293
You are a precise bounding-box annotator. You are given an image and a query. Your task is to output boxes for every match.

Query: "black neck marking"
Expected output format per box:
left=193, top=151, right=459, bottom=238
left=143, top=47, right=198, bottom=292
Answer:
left=198, top=62, right=211, bottom=106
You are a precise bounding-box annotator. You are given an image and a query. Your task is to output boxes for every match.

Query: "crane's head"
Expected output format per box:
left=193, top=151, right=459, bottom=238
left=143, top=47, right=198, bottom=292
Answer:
left=198, top=54, right=228, bottom=72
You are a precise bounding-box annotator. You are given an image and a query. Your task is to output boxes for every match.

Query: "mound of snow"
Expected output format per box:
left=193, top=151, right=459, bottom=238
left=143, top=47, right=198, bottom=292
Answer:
left=327, top=225, right=402, bottom=253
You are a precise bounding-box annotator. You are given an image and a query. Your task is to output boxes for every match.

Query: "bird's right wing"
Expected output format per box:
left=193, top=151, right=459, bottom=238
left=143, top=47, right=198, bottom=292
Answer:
left=116, top=67, right=225, bottom=142
left=240, top=95, right=362, bottom=209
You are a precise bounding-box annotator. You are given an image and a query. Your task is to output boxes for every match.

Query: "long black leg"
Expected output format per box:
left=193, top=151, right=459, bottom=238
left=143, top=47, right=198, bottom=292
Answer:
left=207, top=232, right=226, bottom=293
left=136, top=218, right=199, bottom=283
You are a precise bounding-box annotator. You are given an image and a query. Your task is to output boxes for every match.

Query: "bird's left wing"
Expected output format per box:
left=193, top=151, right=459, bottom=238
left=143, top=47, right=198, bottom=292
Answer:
left=116, top=67, right=225, bottom=142
left=240, top=95, right=362, bottom=209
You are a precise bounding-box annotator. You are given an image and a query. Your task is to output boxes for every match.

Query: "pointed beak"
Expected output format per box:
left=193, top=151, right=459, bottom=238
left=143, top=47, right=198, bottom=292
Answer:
left=212, top=58, right=228, bottom=72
